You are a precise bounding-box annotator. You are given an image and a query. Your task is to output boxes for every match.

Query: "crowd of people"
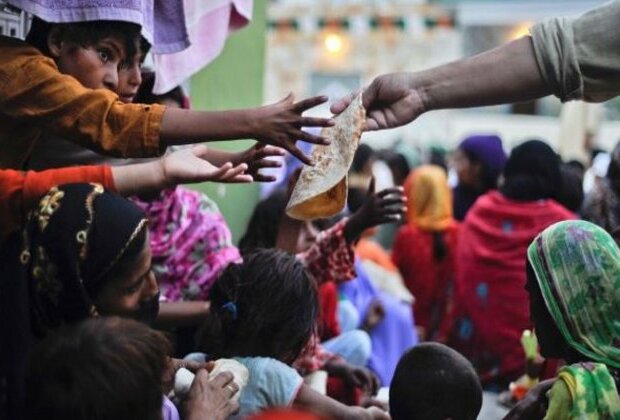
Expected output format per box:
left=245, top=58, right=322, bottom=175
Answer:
left=1, top=0, right=620, bottom=419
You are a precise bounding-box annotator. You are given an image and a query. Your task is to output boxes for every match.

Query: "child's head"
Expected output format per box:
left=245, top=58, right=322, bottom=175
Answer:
left=116, top=38, right=151, bottom=103
left=390, top=343, right=482, bottom=420
left=26, top=316, right=172, bottom=420
left=20, top=183, right=160, bottom=334
left=26, top=17, right=143, bottom=92
left=239, top=189, right=319, bottom=255
left=197, top=249, right=318, bottom=365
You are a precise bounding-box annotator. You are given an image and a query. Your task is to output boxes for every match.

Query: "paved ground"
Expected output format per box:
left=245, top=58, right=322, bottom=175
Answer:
left=479, top=392, right=510, bottom=419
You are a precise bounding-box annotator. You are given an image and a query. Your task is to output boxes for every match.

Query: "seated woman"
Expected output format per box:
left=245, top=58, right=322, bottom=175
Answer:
left=447, top=140, right=576, bottom=387
left=392, top=165, right=459, bottom=341
left=0, top=183, right=235, bottom=420
left=507, top=220, right=620, bottom=418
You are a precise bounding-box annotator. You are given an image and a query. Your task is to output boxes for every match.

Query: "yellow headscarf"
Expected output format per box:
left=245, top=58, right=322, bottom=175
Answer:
left=404, top=165, right=454, bottom=231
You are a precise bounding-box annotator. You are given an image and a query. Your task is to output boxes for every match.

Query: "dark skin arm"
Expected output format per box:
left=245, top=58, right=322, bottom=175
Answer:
left=161, top=94, right=334, bottom=164
left=331, top=37, right=550, bottom=131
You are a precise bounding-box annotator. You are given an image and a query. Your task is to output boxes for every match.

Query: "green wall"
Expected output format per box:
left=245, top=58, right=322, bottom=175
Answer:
left=189, top=0, right=267, bottom=243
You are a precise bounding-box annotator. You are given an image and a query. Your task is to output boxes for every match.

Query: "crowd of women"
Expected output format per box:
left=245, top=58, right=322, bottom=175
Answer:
left=1, top=0, right=620, bottom=419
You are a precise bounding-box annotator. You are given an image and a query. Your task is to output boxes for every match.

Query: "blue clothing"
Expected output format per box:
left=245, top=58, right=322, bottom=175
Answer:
left=231, top=357, right=304, bottom=419
left=339, top=260, right=418, bottom=385
left=322, top=329, right=371, bottom=367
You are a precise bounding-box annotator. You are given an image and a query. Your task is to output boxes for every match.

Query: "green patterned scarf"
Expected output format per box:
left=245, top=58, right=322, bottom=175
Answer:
left=529, top=221, right=620, bottom=418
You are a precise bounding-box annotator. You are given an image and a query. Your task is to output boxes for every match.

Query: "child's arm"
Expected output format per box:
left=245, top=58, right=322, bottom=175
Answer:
left=161, top=94, right=333, bottom=164
left=111, top=145, right=252, bottom=196
left=202, top=143, right=285, bottom=182
left=293, top=384, right=389, bottom=420
left=155, top=301, right=210, bottom=329
left=344, top=177, right=405, bottom=244
left=1, top=165, right=116, bottom=243
left=0, top=51, right=332, bottom=164
left=294, top=178, right=405, bottom=285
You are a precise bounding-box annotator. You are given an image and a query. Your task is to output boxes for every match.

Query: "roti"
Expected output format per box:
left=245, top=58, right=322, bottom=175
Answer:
left=286, top=94, right=365, bottom=220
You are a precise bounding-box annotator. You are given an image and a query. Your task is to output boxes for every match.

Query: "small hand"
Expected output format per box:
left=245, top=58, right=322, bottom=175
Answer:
left=503, top=379, right=554, bottom=420
left=162, top=145, right=253, bottom=185
left=182, top=369, right=240, bottom=420
left=239, top=143, right=285, bottom=182
left=330, top=362, right=380, bottom=396
left=254, top=93, right=334, bottom=165
left=362, top=299, right=386, bottom=332
left=330, top=73, right=424, bottom=131
left=345, top=177, right=406, bottom=242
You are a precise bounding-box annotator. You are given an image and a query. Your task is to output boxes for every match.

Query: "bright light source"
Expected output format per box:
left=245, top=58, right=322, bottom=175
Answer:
left=508, top=22, right=533, bottom=41
left=324, top=33, right=344, bottom=54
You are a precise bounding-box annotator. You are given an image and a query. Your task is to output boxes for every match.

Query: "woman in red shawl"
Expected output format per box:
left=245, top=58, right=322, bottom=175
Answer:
left=392, top=165, right=459, bottom=341
left=445, top=140, right=575, bottom=387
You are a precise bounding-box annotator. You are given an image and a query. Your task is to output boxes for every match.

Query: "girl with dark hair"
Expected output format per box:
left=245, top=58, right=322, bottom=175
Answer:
left=447, top=140, right=575, bottom=387
left=452, top=134, right=507, bottom=221
left=0, top=183, right=236, bottom=420
left=392, top=165, right=459, bottom=341
left=196, top=249, right=388, bottom=420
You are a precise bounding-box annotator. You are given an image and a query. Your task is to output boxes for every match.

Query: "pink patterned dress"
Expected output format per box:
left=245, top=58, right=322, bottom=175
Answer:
left=132, top=186, right=241, bottom=301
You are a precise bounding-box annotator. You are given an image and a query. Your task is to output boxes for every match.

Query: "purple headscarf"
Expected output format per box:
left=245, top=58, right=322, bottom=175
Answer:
left=453, top=134, right=507, bottom=221
left=459, top=134, right=507, bottom=184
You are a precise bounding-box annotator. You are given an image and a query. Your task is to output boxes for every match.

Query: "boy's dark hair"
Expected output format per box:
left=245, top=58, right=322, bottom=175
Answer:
left=26, top=317, right=172, bottom=420
left=390, top=343, right=482, bottom=420
left=26, top=17, right=143, bottom=59
left=196, top=249, right=318, bottom=365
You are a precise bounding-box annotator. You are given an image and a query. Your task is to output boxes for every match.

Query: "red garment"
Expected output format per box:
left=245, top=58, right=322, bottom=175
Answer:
left=0, top=166, right=115, bottom=243
left=392, top=223, right=459, bottom=340
left=318, top=282, right=340, bottom=340
left=326, top=376, right=362, bottom=406
left=299, top=218, right=356, bottom=286
left=446, top=191, right=575, bottom=385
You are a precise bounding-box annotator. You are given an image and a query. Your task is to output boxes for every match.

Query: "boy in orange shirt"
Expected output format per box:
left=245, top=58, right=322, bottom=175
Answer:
left=0, top=18, right=332, bottom=169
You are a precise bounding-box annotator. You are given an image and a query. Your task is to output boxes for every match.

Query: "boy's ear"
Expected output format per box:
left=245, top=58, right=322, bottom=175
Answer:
left=46, top=26, right=64, bottom=58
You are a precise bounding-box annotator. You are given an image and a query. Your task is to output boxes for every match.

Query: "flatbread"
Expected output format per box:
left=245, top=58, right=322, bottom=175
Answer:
left=286, top=94, right=365, bottom=220
left=172, top=359, right=249, bottom=401
left=209, top=359, right=250, bottom=402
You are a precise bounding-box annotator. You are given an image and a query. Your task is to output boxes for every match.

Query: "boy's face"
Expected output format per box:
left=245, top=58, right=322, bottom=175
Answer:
left=50, top=34, right=128, bottom=92
left=117, top=49, right=146, bottom=103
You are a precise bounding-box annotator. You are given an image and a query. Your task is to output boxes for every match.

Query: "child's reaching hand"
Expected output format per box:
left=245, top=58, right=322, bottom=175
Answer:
left=344, top=177, right=406, bottom=243
left=161, top=145, right=254, bottom=186
left=236, top=143, right=285, bottom=182
left=252, top=93, right=334, bottom=165
left=324, top=361, right=380, bottom=396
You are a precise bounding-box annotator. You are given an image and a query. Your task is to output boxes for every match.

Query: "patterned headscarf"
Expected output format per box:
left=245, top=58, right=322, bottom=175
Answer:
left=527, top=220, right=620, bottom=368
left=19, top=183, right=148, bottom=335
left=403, top=165, right=454, bottom=231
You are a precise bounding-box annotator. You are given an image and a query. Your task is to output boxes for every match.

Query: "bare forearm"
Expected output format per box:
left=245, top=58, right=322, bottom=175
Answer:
left=160, top=108, right=256, bottom=145
left=111, top=161, right=166, bottom=196
left=415, top=36, right=551, bottom=112
left=156, top=301, right=211, bottom=329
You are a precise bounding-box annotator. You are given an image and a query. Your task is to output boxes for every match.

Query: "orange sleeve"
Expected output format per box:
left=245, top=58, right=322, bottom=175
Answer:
left=0, top=166, right=116, bottom=243
left=0, top=41, right=166, bottom=158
